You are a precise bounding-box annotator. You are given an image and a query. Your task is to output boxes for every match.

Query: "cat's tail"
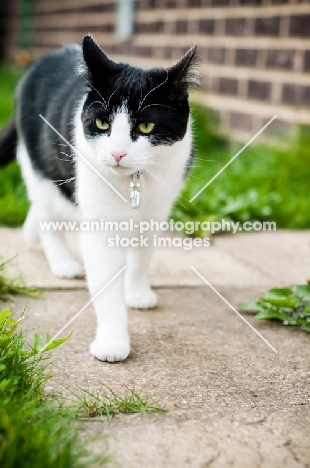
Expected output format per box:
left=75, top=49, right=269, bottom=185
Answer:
left=0, top=118, right=17, bottom=166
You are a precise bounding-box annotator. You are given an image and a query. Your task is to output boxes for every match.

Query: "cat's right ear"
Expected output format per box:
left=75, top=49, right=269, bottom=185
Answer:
left=82, top=35, right=117, bottom=81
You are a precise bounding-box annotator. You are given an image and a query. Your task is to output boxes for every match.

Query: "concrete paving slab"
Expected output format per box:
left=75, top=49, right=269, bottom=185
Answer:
left=215, top=231, right=310, bottom=286
left=2, top=227, right=310, bottom=466
left=8, top=286, right=310, bottom=468
left=0, top=228, right=86, bottom=288
left=1, top=228, right=309, bottom=289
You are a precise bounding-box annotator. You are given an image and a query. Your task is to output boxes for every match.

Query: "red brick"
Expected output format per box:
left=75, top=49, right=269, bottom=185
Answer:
left=226, top=18, right=247, bottom=36
left=186, top=0, right=201, bottom=6
left=255, top=17, right=280, bottom=36
left=248, top=80, right=271, bottom=101
left=282, top=84, right=302, bottom=105
left=135, top=21, right=165, bottom=33
left=290, top=15, right=310, bottom=37
left=239, top=0, right=262, bottom=4
left=219, top=78, right=238, bottom=95
left=208, top=47, right=226, bottom=64
left=166, top=0, right=179, bottom=7
left=266, top=49, right=295, bottom=70
left=212, top=0, right=230, bottom=5
left=303, top=87, right=310, bottom=106
left=235, top=49, right=257, bottom=67
left=135, top=46, right=153, bottom=57
left=199, top=19, right=215, bottom=35
left=304, top=51, right=310, bottom=72
left=230, top=112, right=253, bottom=131
left=175, top=20, right=188, bottom=34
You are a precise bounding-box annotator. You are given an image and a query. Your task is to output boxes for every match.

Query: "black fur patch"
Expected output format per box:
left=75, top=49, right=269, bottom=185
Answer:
left=16, top=36, right=199, bottom=202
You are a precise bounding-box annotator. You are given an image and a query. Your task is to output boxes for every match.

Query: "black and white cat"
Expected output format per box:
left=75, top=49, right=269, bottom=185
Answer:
left=0, top=36, right=199, bottom=362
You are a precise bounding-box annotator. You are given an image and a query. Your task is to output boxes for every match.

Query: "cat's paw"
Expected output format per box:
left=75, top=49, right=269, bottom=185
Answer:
left=90, top=337, right=130, bottom=362
left=50, top=260, right=84, bottom=279
left=125, top=290, right=158, bottom=309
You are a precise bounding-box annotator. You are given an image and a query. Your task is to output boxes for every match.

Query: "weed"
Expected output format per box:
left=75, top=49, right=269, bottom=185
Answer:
left=78, top=383, right=167, bottom=422
left=0, top=258, right=39, bottom=301
left=0, top=308, right=109, bottom=468
left=239, top=284, right=310, bottom=333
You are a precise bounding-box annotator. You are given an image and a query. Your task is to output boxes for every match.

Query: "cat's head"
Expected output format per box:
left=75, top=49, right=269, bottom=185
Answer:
left=80, top=35, right=199, bottom=176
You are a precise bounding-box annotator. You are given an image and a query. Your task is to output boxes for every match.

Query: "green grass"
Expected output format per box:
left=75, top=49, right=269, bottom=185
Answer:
left=0, top=63, right=23, bottom=127
left=239, top=284, right=310, bottom=333
left=0, top=63, right=29, bottom=226
left=0, top=161, right=29, bottom=226
left=0, top=63, right=309, bottom=231
left=0, top=308, right=109, bottom=468
left=0, top=258, right=39, bottom=301
left=171, top=103, right=310, bottom=235
left=78, top=384, right=167, bottom=422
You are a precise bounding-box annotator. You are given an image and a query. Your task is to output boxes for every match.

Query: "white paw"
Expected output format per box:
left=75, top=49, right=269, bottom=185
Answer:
left=125, top=290, right=158, bottom=309
left=90, top=337, right=130, bottom=362
left=50, top=260, right=84, bottom=279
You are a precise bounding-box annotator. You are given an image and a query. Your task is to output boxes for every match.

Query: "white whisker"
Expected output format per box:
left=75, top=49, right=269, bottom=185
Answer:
left=140, top=103, right=175, bottom=114
left=53, top=177, right=76, bottom=186
left=83, top=76, right=107, bottom=110
left=85, top=100, right=106, bottom=114
left=107, top=84, right=122, bottom=108
left=138, top=69, right=169, bottom=112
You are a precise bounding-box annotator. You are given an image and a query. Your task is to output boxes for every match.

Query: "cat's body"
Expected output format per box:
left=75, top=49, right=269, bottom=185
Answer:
left=0, top=36, right=199, bottom=362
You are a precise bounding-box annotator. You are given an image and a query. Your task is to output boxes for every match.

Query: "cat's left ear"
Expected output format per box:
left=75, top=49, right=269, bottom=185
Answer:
left=167, top=45, right=200, bottom=93
left=81, top=35, right=119, bottom=82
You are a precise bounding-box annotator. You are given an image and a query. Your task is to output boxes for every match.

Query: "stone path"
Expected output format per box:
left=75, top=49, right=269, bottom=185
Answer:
left=1, top=228, right=310, bottom=467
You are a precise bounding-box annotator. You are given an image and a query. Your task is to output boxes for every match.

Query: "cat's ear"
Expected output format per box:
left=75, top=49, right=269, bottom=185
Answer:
left=82, top=35, right=118, bottom=81
left=167, top=46, right=200, bottom=96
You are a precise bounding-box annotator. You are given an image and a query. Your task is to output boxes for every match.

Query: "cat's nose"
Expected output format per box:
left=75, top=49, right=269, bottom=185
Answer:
left=112, top=151, right=127, bottom=163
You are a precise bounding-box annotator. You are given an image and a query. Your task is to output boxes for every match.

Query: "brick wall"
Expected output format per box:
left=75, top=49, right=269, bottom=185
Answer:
left=4, top=0, right=310, bottom=141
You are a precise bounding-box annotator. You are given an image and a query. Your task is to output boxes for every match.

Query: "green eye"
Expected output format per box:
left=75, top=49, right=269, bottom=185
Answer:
left=95, top=118, right=110, bottom=131
left=138, top=122, right=155, bottom=134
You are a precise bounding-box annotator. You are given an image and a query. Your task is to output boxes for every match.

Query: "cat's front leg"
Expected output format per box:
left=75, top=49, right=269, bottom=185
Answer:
left=125, top=244, right=157, bottom=309
left=80, top=232, right=130, bottom=362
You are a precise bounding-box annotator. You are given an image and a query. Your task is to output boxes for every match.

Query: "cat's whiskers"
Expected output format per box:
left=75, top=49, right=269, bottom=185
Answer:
left=185, top=173, right=205, bottom=182
left=138, top=69, right=169, bottom=112
left=53, top=177, right=76, bottom=186
left=107, top=84, right=122, bottom=109
left=190, top=156, right=215, bottom=162
left=83, top=77, right=108, bottom=110
left=139, top=103, right=175, bottom=114
left=85, top=100, right=106, bottom=114
left=57, top=151, right=75, bottom=163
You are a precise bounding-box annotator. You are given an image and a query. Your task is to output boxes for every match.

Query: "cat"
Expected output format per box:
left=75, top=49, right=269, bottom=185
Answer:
left=0, top=35, right=199, bottom=362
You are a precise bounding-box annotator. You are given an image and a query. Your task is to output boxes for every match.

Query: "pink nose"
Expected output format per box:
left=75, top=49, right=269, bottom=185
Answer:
left=112, top=151, right=127, bottom=163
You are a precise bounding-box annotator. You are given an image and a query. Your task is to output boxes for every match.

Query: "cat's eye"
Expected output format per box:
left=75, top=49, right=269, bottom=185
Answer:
left=95, top=118, right=110, bottom=131
left=138, top=122, right=155, bottom=134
